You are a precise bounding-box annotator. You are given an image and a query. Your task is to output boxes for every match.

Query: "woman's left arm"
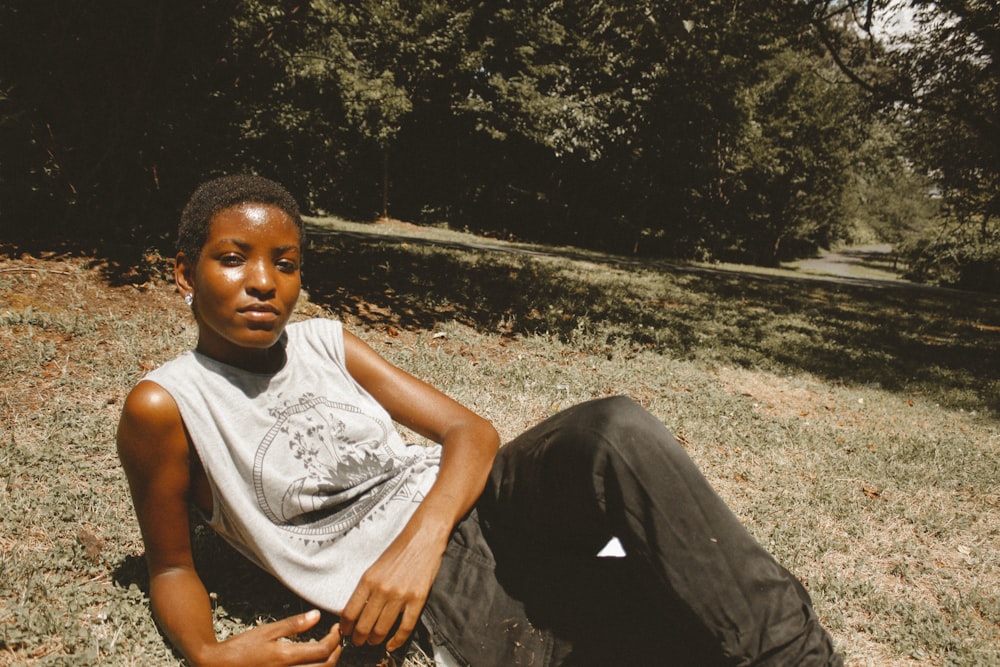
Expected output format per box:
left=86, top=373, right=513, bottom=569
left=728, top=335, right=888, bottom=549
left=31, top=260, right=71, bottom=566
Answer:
left=339, top=329, right=500, bottom=652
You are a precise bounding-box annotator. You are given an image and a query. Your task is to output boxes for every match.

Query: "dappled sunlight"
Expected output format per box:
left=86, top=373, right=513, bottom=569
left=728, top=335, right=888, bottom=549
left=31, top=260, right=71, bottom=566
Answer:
left=3, top=241, right=996, bottom=665
left=301, top=229, right=1000, bottom=416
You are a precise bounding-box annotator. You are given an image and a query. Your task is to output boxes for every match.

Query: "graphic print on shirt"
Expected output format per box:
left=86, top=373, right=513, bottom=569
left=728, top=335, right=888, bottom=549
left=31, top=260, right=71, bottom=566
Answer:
left=252, top=393, right=414, bottom=540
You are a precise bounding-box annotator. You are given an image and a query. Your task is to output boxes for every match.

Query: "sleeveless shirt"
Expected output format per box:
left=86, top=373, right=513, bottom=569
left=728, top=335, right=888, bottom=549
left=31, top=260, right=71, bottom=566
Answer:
left=144, top=318, right=441, bottom=612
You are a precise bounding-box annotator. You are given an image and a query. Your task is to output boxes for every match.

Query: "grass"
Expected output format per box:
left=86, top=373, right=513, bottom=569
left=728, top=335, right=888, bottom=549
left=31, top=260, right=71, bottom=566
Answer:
left=0, top=226, right=998, bottom=666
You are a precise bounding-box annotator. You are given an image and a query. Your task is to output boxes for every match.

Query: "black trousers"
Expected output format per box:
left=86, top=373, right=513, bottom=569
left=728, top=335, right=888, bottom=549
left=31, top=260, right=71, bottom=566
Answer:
left=421, top=396, right=842, bottom=666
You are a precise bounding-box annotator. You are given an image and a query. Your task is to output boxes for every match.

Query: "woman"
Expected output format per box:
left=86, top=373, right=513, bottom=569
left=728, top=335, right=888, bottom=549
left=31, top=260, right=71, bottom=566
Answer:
left=117, top=174, right=842, bottom=666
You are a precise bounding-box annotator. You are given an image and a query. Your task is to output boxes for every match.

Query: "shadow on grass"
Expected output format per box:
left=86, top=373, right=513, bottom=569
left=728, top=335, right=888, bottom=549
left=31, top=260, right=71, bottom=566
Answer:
left=8, top=232, right=995, bottom=415
left=111, top=519, right=423, bottom=664
left=111, top=518, right=337, bottom=648
left=1, top=238, right=175, bottom=286
left=301, top=230, right=1000, bottom=415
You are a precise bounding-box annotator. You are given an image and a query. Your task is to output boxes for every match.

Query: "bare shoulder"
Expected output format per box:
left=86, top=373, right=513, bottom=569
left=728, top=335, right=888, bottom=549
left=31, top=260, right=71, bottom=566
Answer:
left=117, top=380, right=199, bottom=572
left=117, top=380, right=188, bottom=469
left=119, top=380, right=183, bottom=433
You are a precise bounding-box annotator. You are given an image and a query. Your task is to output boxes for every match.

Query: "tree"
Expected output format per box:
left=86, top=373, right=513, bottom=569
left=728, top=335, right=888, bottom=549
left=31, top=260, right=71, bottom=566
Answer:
left=808, top=0, right=1000, bottom=289
left=259, top=0, right=481, bottom=222
left=0, top=0, right=933, bottom=282
left=0, top=1, right=251, bottom=241
left=839, top=120, right=940, bottom=248
left=444, top=0, right=849, bottom=259
left=726, top=48, right=868, bottom=264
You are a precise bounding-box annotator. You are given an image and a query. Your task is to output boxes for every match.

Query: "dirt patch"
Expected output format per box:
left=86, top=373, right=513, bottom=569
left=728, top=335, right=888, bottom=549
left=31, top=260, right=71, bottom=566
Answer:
left=716, top=366, right=840, bottom=420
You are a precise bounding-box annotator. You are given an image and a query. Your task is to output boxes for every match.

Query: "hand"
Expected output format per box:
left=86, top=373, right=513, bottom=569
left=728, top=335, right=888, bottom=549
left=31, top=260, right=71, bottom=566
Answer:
left=195, top=611, right=343, bottom=667
left=339, top=525, right=446, bottom=653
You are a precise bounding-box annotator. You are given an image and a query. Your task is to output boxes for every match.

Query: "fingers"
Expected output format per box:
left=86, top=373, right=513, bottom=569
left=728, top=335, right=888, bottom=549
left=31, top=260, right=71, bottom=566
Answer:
left=341, top=566, right=425, bottom=651
left=271, top=617, right=343, bottom=666
left=262, top=609, right=323, bottom=641
left=341, top=591, right=412, bottom=648
left=299, top=624, right=344, bottom=667
left=385, top=604, right=420, bottom=653
left=364, top=598, right=404, bottom=646
left=338, top=583, right=368, bottom=639
left=210, top=612, right=342, bottom=666
left=343, top=594, right=396, bottom=646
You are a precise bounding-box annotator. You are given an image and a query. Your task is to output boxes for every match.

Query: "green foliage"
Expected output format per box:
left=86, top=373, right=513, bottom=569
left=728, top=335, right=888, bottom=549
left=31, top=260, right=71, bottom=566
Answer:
left=429, top=0, right=868, bottom=259
left=2, top=0, right=993, bottom=284
left=808, top=0, right=1000, bottom=290
left=889, top=1, right=999, bottom=221
left=0, top=1, right=248, bottom=240
left=839, top=119, right=941, bottom=246
left=727, top=48, right=867, bottom=264
left=901, top=217, right=1000, bottom=291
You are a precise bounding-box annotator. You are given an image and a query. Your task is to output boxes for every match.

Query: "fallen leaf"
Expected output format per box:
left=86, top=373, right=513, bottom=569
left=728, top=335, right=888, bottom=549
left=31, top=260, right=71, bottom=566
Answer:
left=77, top=527, right=105, bottom=562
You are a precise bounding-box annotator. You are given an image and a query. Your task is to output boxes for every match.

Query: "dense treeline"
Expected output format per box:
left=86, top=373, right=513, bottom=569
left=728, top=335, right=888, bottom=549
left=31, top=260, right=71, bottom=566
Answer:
left=0, top=1, right=996, bottom=288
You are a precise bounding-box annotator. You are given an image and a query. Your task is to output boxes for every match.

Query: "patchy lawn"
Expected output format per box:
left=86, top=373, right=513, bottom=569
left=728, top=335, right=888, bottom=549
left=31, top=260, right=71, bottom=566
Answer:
left=1, top=229, right=997, bottom=665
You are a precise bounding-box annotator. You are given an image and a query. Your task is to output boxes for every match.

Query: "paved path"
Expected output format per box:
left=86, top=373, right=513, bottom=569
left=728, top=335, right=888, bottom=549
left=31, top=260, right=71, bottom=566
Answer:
left=792, top=244, right=900, bottom=280
left=310, top=224, right=969, bottom=294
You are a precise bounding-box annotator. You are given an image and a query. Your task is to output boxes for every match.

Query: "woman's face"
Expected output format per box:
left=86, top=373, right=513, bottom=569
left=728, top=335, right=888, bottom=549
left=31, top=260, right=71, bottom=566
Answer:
left=178, top=202, right=302, bottom=371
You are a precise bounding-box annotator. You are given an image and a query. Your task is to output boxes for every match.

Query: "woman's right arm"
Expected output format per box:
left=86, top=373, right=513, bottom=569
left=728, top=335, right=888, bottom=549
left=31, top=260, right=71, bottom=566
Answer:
left=116, top=381, right=342, bottom=667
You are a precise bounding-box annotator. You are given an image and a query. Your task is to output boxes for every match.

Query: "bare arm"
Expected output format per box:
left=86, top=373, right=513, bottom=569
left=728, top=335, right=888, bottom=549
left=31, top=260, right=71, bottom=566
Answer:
left=339, top=330, right=501, bottom=651
left=117, top=381, right=342, bottom=667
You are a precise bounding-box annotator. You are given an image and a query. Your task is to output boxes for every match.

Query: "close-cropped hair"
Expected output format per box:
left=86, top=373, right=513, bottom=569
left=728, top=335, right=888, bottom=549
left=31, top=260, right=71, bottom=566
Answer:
left=178, top=174, right=306, bottom=262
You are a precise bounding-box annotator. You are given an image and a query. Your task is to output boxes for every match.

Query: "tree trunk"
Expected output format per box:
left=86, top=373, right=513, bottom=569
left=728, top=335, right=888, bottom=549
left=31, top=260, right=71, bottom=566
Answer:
left=381, top=147, right=389, bottom=220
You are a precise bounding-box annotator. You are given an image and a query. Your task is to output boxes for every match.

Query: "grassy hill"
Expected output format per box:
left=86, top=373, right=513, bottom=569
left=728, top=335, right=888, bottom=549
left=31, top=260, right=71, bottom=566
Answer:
left=1, top=223, right=997, bottom=665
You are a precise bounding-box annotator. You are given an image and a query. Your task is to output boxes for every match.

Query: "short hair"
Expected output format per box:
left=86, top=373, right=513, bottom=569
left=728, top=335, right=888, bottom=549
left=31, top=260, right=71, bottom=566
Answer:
left=178, top=175, right=306, bottom=262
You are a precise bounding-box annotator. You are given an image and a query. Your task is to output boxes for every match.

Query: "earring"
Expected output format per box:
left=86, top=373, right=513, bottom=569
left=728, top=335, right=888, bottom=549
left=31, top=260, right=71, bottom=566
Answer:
left=184, top=293, right=194, bottom=306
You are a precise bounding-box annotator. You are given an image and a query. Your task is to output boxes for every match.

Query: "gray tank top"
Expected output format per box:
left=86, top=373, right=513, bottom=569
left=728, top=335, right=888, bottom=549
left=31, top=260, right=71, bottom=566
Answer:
left=144, top=318, right=441, bottom=612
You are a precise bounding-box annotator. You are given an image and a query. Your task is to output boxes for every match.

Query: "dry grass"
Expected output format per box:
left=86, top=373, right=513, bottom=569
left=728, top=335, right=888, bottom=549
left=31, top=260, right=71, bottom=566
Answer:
left=1, top=228, right=997, bottom=665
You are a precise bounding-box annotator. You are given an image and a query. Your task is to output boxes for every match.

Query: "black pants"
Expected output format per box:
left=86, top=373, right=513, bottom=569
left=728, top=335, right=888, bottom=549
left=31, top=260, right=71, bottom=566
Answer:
left=421, top=397, right=842, bottom=666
